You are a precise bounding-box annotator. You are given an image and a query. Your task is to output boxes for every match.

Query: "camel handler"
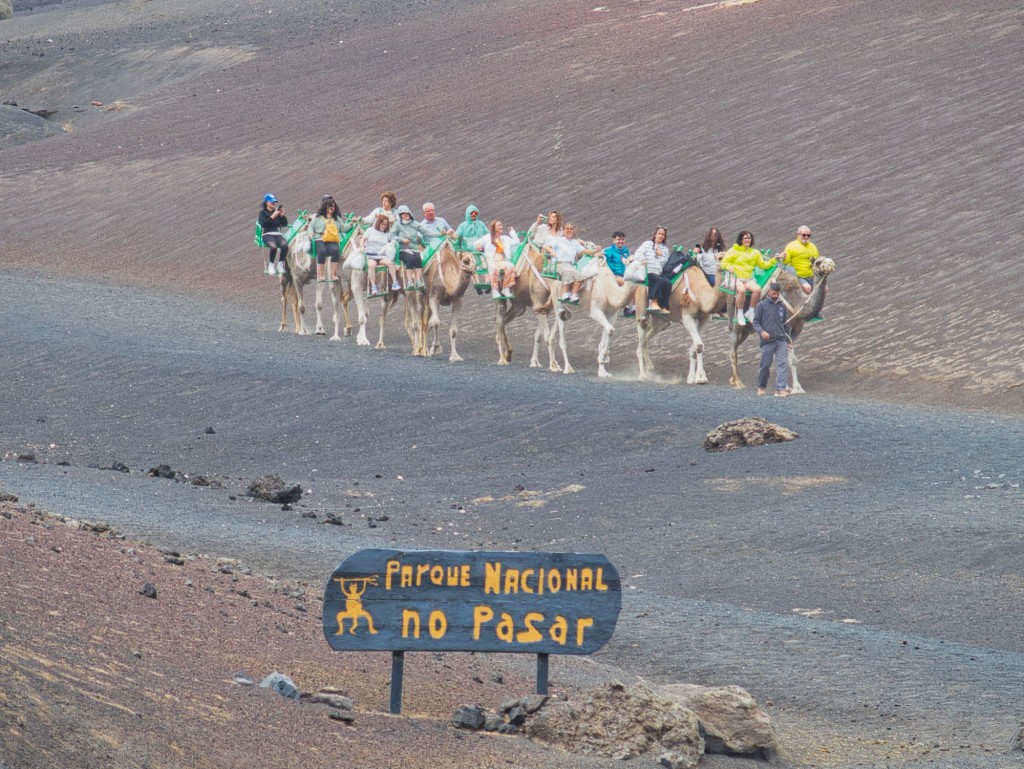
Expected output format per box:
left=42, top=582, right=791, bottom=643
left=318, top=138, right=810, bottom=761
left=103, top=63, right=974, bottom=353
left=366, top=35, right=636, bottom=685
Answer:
left=779, top=225, right=818, bottom=295
left=751, top=282, right=792, bottom=397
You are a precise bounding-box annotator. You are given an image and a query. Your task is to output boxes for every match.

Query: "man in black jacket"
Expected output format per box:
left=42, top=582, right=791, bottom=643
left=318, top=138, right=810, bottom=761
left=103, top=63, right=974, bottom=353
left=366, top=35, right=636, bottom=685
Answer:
left=751, top=282, right=792, bottom=397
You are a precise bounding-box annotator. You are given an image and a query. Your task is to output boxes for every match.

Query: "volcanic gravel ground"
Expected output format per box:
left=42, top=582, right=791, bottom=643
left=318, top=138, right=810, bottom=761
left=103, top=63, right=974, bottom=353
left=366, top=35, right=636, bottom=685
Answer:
left=2, top=274, right=1023, bottom=767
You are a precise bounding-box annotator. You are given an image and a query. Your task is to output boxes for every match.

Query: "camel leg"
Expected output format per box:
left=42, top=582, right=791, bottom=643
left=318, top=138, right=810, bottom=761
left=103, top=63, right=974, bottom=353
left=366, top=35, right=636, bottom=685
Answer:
left=376, top=294, right=394, bottom=350
left=553, top=309, right=573, bottom=375
left=532, top=313, right=550, bottom=369
left=279, top=287, right=289, bottom=332
left=681, top=315, right=708, bottom=384
left=329, top=285, right=343, bottom=342
left=350, top=271, right=371, bottom=347
left=294, top=283, right=308, bottom=335
left=729, top=331, right=746, bottom=389
left=591, top=306, right=616, bottom=378
left=449, top=297, right=464, bottom=362
left=314, top=283, right=327, bottom=336
left=428, top=296, right=443, bottom=357
left=636, top=315, right=658, bottom=381
left=788, top=346, right=805, bottom=393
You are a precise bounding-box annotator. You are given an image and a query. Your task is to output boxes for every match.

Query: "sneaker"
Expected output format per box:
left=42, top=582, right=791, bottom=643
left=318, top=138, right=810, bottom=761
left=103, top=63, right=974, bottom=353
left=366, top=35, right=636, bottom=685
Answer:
left=277, top=262, right=287, bottom=275
left=569, top=293, right=579, bottom=303
left=757, top=388, right=767, bottom=396
left=623, top=306, right=636, bottom=318
left=418, top=279, right=426, bottom=289
left=735, top=312, right=746, bottom=326
left=502, top=287, right=514, bottom=298
left=391, top=281, right=402, bottom=291
left=745, top=307, right=755, bottom=320
left=560, top=292, right=572, bottom=302
left=775, top=390, right=790, bottom=397
left=264, top=264, right=273, bottom=275
left=475, top=286, right=485, bottom=296
left=369, top=284, right=380, bottom=296
left=491, top=289, right=502, bottom=299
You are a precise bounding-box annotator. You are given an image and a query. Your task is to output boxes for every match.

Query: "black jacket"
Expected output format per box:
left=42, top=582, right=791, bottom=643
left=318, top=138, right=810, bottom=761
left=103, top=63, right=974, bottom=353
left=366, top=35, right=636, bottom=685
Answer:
left=258, top=207, right=289, bottom=234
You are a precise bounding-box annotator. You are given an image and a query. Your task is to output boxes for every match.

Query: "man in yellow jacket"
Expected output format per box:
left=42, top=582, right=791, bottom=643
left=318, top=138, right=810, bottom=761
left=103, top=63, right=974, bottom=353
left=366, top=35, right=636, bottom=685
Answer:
left=780, top=226, right=818, bottom=295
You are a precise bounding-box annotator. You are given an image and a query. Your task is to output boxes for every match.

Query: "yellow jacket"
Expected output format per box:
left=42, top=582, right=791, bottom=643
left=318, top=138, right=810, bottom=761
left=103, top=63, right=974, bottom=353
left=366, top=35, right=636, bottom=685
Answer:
left=782, top=239, right=819, bottom=278
left=720, top=245, right=775, bottom=280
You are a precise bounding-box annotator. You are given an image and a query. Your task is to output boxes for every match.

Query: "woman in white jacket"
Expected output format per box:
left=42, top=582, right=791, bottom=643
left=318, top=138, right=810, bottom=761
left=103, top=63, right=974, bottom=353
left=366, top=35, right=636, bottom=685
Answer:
left=474, top=220, right=520, bottom=299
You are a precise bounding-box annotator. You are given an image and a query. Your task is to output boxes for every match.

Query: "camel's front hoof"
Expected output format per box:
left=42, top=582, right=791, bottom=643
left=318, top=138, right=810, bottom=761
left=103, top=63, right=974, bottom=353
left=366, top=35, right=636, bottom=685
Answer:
left=278, top=324, right=287, bottom=332
left=375, top=343, right=386, bottom=351
left=344, top=329, right=353, bottom=338
left=314, top=329, right=326, bottom=336
left=563, top=366, right=575, bottom=375
left=330, top=334, right=341, bottom=342
left=449, top=354, right=464, bottom=363
left=529, top=361, right=541, bottom=369
left=598, top=367, right=612, bottom=378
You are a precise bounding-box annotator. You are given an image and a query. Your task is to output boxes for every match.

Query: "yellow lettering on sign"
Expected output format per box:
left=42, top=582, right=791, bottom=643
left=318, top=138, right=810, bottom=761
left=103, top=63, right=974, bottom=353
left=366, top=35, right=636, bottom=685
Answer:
left=402, top=609, right=421, bottom=638
left=565, top=568, right=578, bottom=591
left=596, top=567, right=608, bottom=591
left=547, top=569, right=561, bottom=593
left=385, top=560, right=400, bottom=589
left=472, top=605, right=494, bottom=639
left=549, top=615, right=568, bottom=645
left=446, top=566, right=462, bottom=586
left=429, top=565, right=444, bottom=585
left=497, top=612, right=514, bottom=643
left=401, top=564, right=414, bottom=588
left=461, top=564, right=471, bottom=587
left=576, top=617, right=594, bottom=646
left=520, top=569, right=535, bottom=594
left=580, top=568, right=593, bottom=591
left=517, top=612, right=544, bottom=643
left=484, top=562, right=501, bottom=594
left=503, top=568, right=520, bottom=594
left=416, top=563, right=431, bottom=585
left=428, top=610, right=448, bottom=639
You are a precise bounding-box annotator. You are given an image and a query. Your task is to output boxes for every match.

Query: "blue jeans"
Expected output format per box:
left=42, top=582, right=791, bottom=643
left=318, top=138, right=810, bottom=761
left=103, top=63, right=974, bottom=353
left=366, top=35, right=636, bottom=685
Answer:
left=758, top=339, right=790, bottom=391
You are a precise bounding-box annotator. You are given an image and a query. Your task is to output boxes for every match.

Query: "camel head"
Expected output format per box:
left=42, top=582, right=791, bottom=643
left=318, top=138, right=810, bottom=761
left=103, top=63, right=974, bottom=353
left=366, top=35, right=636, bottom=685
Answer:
left=812, top=256, right=835, bottom=277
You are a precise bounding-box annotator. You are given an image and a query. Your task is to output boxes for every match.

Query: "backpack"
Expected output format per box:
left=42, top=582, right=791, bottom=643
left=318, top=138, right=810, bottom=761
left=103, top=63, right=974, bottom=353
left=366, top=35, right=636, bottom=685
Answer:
left=323, top=217, right=341, bottom=243
left=662, top=249, right=689, bottom=277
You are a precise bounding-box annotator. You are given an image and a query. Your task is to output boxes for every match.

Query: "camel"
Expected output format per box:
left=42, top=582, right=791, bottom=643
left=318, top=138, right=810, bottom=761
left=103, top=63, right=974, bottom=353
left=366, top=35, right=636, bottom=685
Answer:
left=418, top=238, right=476, bottom=361
left=494, top=241, right=559, bottom=370
left=281, top=219, right=360, bottom=341
left=535, top=253, right=632, bottom=376
left=635, top=262, right=723, bottom=384
left=346, top=237, right=427, bottom=352
left=566, top=255, right=638, bottom=378
left=726, top=257, right=836, bottom=392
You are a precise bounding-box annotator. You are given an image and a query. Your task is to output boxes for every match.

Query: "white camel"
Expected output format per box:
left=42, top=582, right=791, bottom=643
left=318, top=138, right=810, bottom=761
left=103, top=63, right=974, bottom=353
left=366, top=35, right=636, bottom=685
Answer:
left=281, top=219, right=362, bottom=341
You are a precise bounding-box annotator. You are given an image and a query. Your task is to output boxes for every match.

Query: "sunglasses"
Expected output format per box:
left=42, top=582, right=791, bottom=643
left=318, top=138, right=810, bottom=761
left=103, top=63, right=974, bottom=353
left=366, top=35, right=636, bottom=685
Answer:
left=799, top=233, right=811, bottom=237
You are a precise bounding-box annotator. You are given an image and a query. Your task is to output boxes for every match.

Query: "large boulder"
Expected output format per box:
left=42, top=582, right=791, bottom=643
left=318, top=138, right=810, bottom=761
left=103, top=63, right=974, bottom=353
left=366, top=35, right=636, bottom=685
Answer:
left=526, top=680, right=704, bottom=768
left=659, top=683, right=777, bottom=760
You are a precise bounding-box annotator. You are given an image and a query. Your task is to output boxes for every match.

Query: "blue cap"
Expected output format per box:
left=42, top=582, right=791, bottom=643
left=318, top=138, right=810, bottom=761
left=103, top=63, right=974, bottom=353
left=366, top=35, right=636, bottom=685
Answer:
left=263, top=193, right=278, bottom=204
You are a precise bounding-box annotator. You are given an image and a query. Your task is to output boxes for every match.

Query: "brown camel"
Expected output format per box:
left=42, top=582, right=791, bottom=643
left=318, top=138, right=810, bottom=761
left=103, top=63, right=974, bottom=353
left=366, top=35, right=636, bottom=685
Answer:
left=419, top=238, right=476, bottom=361
left=494, top=241, right=558, bottom=369
left=727, top=257, right=836, bottom=392
left=635, top=263, right=722, bottom=384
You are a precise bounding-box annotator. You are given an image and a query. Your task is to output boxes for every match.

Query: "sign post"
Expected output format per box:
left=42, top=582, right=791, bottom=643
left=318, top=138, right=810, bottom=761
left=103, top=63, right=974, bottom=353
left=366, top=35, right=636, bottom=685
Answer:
left=323, top=549, right=621, bottom=714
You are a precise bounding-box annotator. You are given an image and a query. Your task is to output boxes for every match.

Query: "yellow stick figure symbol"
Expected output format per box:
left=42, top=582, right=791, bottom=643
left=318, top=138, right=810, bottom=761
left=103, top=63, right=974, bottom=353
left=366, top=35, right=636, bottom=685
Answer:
left=334, top=576, right=379, bottom=635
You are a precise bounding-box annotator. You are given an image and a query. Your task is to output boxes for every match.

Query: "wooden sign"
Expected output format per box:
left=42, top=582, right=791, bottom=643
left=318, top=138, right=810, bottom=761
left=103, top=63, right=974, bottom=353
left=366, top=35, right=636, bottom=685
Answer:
left=322, top=549, right=621, bottom=655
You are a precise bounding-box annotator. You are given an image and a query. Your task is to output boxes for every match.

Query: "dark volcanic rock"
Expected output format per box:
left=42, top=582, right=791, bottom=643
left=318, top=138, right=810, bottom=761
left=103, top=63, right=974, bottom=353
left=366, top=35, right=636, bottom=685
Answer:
left=703, top=417, right=798, bottom=453
left=247, top=474, right=302, bottom=504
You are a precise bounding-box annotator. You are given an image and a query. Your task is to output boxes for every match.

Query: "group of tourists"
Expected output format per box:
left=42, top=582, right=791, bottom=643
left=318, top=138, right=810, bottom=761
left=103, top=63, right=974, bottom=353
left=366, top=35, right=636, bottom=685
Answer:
left=258, top=193, right=824, bottom=394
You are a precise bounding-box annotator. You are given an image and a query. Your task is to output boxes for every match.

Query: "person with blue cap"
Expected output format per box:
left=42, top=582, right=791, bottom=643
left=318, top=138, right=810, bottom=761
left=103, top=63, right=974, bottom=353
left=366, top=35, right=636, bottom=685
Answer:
left=258, top=194, right=289, bottom=275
